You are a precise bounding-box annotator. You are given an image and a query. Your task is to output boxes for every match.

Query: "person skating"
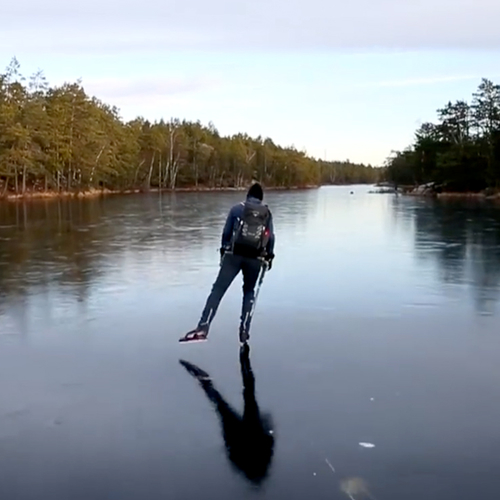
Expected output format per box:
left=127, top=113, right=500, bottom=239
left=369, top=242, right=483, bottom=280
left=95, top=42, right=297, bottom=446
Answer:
left=180, top=183, right=275, bottom=344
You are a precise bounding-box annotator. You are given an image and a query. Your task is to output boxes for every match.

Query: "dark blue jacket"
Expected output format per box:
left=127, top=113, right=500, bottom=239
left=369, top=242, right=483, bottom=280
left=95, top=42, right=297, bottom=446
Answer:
left=221, top=196, right=275, bottom=257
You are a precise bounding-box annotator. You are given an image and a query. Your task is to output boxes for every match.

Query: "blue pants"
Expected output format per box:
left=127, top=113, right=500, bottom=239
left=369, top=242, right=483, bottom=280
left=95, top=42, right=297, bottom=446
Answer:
left=198, top=253, right=263, bottom=332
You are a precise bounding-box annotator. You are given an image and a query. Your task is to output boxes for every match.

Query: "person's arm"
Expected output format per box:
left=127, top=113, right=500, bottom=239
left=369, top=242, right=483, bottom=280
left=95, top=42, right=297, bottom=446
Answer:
left=221, top=204, right=240, bottom=250
left=266, top=210, right=275, bottom=257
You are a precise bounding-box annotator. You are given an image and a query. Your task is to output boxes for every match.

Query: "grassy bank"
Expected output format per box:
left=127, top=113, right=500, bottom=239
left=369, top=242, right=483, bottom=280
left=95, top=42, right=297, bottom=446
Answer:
left=0, top=184, right=321, bottom=201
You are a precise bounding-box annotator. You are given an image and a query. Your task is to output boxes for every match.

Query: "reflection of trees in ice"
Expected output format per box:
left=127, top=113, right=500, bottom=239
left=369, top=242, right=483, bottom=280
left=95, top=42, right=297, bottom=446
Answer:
left=392, top=197, right=500, bottom=316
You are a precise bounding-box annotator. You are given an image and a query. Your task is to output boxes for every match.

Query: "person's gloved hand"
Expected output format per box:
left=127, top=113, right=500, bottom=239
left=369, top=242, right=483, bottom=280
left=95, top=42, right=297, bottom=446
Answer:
left=220, top=247, right=228, bottom=266
left=265, top=253, right=274, bottom=271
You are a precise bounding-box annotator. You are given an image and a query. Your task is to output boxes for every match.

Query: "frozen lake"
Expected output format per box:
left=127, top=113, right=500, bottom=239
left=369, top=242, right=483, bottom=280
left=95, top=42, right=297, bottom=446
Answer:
left=1, top=185, right=500, bottom=499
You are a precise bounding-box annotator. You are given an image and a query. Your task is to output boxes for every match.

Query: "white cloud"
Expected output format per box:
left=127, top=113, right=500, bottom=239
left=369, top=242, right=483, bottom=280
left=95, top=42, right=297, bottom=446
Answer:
left=355, top=75, right=494, bottom=88
left=81, top=75, right=220, bottom=101
left=2, top=0, right=500, bottom=54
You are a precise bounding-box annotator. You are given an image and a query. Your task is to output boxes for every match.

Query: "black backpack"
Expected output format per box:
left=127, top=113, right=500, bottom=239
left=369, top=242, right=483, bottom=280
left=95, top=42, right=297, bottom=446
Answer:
left=232, top=201, right=270, bottom=256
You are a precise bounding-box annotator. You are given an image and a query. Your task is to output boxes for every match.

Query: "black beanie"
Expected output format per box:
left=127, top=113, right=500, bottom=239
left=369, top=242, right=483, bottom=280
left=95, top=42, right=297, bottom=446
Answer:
left=247, top=183, right=263, bottom=201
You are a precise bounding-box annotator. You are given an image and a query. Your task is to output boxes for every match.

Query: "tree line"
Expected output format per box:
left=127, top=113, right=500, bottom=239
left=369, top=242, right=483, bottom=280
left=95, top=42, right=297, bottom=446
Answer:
left=0, top=58, right=380, bottom=196
left=384, top=78, right=500, bottom=192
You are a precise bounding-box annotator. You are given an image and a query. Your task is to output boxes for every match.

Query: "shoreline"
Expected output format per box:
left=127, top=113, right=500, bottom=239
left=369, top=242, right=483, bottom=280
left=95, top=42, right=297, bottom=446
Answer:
left=436, top=191, right=500, bottom=200
left=405, top=191, right=500, bottom=200
left=0, top=184, right=322, bottom=202
left=373, top=184, right=500, bottom=201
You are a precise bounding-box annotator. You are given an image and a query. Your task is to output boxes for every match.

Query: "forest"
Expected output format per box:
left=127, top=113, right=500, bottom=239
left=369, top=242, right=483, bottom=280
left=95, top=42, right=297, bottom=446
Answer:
left=385, top=78, right=500, bottom=193
left=0, top=58, right=380, bottom=197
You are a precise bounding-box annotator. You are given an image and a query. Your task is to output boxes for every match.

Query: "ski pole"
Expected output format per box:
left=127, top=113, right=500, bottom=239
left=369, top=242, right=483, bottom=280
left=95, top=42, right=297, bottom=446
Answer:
left=249, top=259, right=268, bottom=320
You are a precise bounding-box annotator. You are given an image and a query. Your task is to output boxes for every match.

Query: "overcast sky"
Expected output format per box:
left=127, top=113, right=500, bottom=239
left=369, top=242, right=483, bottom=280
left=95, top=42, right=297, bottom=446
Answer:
left=2, top=0, right=500, bottom=164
